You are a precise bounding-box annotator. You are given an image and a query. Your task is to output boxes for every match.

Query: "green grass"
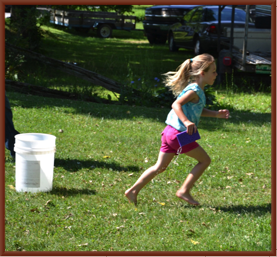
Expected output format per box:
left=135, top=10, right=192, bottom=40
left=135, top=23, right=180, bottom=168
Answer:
left=39, top=25, right=183, bottom=81
left=5, top=18, right=200, bottom=103
left=5, top=90, right=271, bottom=252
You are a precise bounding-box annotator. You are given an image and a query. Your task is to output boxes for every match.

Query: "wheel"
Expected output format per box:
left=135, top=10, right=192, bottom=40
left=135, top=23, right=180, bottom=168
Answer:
left=146, top=34, right=155, bottom=44
left=169, top=33, right=178, bottom=52
left=194, top=38, right=202, bottom=55
left=147, top=34, right=167, bottom=44
left=97, top=24, right=112, bottom=38
left=155, top=36, right=167, bottom=44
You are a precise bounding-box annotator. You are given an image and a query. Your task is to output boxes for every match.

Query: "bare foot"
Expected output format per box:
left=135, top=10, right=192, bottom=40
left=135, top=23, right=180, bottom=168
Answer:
left=125, top=189, right=137, bottom=205
left=176, top=190, right=200, bottom=206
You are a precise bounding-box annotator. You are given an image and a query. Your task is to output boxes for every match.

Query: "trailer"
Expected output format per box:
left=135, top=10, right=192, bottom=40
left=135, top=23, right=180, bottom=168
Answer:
left=222, top=27, right=271, bottom=74
left=40, top=8, right=137, bottom=38
left=218, top=5, right=271, bottom=77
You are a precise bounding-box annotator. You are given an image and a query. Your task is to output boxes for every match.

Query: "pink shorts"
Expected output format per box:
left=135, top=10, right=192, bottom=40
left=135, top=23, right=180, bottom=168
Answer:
left=160, top=125, right=199, bottom=155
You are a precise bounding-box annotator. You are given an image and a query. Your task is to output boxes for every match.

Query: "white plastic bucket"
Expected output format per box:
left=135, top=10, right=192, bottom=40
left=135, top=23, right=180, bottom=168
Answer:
left=14, top=133, right=56, bottom=193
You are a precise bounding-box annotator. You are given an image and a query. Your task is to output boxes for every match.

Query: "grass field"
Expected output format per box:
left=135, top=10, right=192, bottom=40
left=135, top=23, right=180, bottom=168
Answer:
left=5, top=6, right=272, bottom=252
left=5, top=89, right=271, bottom=252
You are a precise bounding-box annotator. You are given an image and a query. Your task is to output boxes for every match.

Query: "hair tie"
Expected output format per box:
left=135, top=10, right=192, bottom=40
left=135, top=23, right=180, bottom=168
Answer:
left=190, top=58, right=193, bottom=63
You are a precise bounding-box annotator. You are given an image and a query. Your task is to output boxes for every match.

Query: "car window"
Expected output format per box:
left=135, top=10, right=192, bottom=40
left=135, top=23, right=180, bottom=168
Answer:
left=206, top=7, right=248, bottom=22
left=234, top=9, right=247, bottom=21
left=190, top=7, right=203, bottom=22
left=205, top=8, right=217, bottom=21
left=183, top=8, right=196, bottom=22
left=222, top=8, right=247, bottom=21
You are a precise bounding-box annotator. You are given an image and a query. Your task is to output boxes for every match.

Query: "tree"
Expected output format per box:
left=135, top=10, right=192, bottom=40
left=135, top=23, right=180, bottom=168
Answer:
left=10, top=5, right=42, bottom=50
left=49, top=5, right=133, bottom=14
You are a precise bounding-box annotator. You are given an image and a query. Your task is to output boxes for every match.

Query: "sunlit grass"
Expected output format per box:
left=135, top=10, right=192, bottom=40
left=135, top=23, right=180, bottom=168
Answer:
left=5, top=90, right=271, bottom=252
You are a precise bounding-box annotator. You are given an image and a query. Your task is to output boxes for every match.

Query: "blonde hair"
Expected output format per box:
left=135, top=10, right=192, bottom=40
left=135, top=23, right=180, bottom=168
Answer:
left=163, top=53, right=215, bottom=97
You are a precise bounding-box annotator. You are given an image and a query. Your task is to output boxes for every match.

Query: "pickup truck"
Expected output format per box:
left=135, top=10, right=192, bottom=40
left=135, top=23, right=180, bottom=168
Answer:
left=142, top=5, right=197, bottom=44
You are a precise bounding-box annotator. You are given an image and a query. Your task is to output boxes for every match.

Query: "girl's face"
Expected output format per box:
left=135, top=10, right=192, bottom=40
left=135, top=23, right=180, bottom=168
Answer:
left=203, top=62, right=217, bottom=85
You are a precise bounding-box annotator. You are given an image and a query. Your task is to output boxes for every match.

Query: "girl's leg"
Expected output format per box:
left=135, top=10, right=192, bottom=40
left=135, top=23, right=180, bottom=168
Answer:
left=176, top=145, right=211, bottom=205
left=125, top=151, right=175, bottom=205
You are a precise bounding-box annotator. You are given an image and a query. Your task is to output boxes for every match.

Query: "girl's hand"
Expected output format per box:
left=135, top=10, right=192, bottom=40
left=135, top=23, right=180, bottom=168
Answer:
left=217, top=109, right=230, bottom=119
left=184, top=121, right=197, bottom=135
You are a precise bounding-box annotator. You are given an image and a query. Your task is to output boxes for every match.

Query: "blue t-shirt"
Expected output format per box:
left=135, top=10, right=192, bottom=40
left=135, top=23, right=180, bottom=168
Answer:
left=165, top=83, right=206, bottom=131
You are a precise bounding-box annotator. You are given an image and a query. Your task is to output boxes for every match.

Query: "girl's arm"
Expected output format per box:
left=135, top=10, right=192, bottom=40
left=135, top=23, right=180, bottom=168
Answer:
left=172, top=90, right=198, bottom=135
left=201, top=108, right=230, bottom=119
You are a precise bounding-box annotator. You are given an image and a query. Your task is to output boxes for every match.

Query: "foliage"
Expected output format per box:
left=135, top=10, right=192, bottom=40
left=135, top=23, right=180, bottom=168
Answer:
left=49, top=5, right=134, bottom=14
left=8, top=6, right=43, bottom=50
left=153, top=86, right=175, bottom=105
left=218, top=70, right=271, bottom=94
left=153, top=85, right=220, bottom=109
left=119, top=77, right=219, bottom=108
left=204, top=85, right=219, bottom=109
left=132, top=5, right=150, bottom=21
left=5, top=50, right=22, bottom=82
left=5, top=6, right=47, bottom=81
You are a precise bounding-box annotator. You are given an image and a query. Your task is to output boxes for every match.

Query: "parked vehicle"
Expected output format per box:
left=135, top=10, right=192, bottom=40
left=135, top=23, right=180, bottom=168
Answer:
left=168, top=5, right=255, bottom=55
left=231, top=5, right=256, bottom=21
left=42, top=8, right=137, bottom=38
left=216, top=5, right=271, bottom=85
left=143, top=5, right=198, bottom=44
left=222, top=27, right=271, bottom=74
left=254, top=5, right=271, bottom=28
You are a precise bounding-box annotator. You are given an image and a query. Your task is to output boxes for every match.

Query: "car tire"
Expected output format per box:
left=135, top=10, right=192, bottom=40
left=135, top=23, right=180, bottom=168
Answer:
left=97, top=24, right=112, bottom=38
left=169, top=34, right=178, bottom=52
left=156, top=37, right=166, bottom=45
left=194, top=38, right=202, bottom=55
left=146, top=34, right=155, bottom=44
left=154, top=36, right=167, bottom=44
left=147, top=35, right=167, bottom=44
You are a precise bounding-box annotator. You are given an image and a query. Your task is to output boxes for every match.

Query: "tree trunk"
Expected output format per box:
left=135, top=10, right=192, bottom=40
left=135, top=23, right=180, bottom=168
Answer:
left=10, top=5, right=40, bottom=49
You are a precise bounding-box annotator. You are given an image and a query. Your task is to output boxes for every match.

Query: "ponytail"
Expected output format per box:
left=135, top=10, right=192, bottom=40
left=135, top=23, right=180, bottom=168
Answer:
left=163, top=54, right=215, bottom=97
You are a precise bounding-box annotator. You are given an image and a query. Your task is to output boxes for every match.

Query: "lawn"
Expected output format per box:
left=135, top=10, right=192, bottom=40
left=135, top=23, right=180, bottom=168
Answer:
left=5, top=89, right=271, bottom=252
left=4, top=6, right=272, bottom=253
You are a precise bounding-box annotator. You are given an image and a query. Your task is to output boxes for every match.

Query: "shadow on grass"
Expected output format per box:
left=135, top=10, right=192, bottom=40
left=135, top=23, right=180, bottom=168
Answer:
left=48, top=186, right=96, bottom=196
left=7, top=89, right=271, bottom=129
left=216, top=203, right=271, bottom=217
left=198, top=110, right=271, bottom=132
left=180, top=203, right=271, bottom=217
left=177, top=203, right=271, bottom=216
left=54, top=158, right=141, bottom=173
